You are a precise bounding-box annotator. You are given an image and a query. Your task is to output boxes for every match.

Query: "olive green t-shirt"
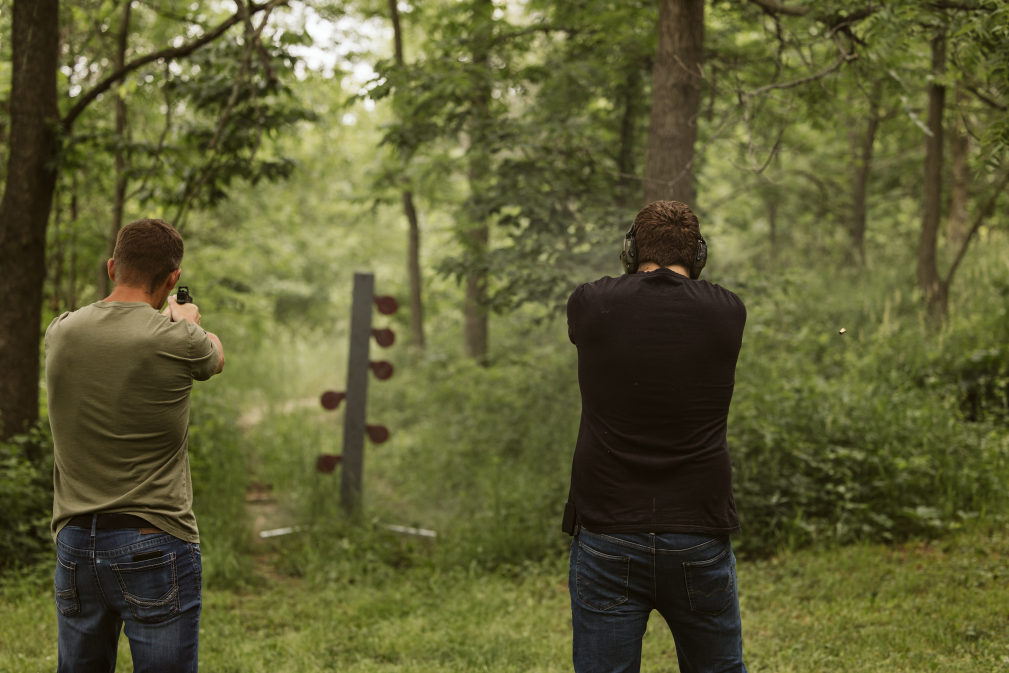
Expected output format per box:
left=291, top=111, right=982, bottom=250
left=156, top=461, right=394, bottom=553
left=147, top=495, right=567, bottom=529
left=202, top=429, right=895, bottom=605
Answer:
left=45, top=301, right=219, bottom=543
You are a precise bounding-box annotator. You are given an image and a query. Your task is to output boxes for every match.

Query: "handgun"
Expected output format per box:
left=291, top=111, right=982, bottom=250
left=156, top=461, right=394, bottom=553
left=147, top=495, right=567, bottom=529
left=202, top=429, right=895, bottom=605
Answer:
left=176, top=286, right=192, bottom=304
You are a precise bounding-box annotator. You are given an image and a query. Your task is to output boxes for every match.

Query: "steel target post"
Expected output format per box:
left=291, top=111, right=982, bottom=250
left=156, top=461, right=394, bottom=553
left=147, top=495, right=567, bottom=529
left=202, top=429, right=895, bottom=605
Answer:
left=340, top=272, right=375, bottom=513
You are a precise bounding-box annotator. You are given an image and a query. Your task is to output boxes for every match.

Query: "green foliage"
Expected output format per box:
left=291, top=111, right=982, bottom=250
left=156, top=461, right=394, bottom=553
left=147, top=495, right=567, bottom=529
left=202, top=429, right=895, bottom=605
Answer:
left=0, top=424, right=54, bottom=571
left=237, top=252, right=1009, bottom=573
left=186, top=384, right=253, bottom=588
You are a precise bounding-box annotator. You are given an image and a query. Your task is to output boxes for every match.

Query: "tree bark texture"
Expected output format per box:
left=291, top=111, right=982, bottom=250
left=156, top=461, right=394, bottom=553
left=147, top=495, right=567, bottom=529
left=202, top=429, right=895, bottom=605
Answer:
left=850, top=109, right=879, bottom=263
left=463, top=0, right=493, bottom=364
left=98, top=1, right=132, bottom=299
left=389, top=0, right=425, bottom=349
left=917, top=31, right=948, bottom=325
left=643, top=0, right=704, bottom=207
left=946, top=87, right=970, bottom=248
left=0, top=0, right=60, bottom=439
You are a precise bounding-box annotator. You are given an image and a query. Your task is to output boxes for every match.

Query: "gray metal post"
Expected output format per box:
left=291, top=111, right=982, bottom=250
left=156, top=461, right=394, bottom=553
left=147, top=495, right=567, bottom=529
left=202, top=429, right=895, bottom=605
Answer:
left=341, top=272, right=374, bottom=513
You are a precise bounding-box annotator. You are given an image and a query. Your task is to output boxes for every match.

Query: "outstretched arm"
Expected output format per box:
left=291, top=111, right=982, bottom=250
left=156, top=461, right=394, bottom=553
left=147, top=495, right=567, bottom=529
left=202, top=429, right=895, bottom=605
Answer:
left=163, top=296, right=225, bottom=376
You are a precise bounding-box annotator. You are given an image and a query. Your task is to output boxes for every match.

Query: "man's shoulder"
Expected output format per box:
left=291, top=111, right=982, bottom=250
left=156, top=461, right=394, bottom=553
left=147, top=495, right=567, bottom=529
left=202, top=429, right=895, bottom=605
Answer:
left=569, top=274, right=627, bottom=300
left=697, top=280, right=745, bottom=307
left=693, top=281, right=747, bottom=325
left=47, top=302, right=190, bottom=349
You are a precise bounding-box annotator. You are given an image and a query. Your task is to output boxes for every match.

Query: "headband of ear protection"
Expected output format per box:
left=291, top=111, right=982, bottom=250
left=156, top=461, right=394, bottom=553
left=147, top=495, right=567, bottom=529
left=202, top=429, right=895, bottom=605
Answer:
left=619, top=220, right=707, bottom=279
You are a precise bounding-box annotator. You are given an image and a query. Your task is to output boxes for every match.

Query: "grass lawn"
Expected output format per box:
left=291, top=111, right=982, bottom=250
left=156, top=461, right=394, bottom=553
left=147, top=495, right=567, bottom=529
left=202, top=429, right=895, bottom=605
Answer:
left=2, top=524, right=1008, bottom=672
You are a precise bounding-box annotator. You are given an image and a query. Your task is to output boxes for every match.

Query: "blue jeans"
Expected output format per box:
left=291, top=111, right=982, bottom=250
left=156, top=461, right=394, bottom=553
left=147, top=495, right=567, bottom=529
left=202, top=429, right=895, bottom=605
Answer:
left=55, top=519, right=202, bottom=673
left=570, top=529, right=747, bottom=673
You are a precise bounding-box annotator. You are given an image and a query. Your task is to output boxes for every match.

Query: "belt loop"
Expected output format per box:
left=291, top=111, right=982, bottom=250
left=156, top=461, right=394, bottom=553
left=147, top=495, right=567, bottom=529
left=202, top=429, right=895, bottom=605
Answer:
left=90, top=514, right=97, bottom=537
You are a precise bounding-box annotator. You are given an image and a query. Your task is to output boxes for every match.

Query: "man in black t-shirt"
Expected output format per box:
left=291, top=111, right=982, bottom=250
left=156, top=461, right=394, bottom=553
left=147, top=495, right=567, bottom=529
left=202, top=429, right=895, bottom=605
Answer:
left=564, top=201, right=747, bottom=673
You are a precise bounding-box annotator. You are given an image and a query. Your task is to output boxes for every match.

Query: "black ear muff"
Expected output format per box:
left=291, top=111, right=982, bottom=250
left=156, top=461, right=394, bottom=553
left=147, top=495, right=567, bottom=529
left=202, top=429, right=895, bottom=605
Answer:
left=619, top=220, right=638, bottom=275
left=690, top=236, right=707, bottom=280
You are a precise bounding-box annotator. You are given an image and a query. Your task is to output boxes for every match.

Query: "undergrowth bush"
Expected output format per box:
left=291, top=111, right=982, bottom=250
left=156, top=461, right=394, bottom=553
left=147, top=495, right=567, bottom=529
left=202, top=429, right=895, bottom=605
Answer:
left=0, top=387, right=249, bottom=589
left=187, top=385, right=252, bottom=588
left=255, top=258, right=1009, bottom=575
left=0, top=423, right=54, bottom=572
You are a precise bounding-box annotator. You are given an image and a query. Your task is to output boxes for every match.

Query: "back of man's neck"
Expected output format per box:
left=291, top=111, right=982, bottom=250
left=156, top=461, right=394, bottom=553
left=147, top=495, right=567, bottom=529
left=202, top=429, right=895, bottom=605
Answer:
left=638, top=263, right=690, bottom=277
left=104, top=286, right=158, bottom=309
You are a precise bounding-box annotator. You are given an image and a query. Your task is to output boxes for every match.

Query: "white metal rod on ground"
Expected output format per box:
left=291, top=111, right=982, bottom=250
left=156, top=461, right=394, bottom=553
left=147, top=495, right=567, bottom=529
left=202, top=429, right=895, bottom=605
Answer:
left=258, top=524, right=436, bottom=539
left=259, top=526, right=304, bottom=539
left=384, top=524, right=437, bottom=538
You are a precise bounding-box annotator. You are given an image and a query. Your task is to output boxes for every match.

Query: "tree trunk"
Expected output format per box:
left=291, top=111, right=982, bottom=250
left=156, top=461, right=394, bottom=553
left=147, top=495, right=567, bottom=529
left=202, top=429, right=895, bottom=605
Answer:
left=402, top=190, right=425, bottom=348
left=98, top=1, right=131, bottom=299
left=643, top=0, right=704, bottom=207
left=767, top=195, right=777, bottom=270
left=68, top=178, right=79, bottom=311
left=50, top=185, right=63, bottom=312
left=463, top=221, right=489, bottom=362
left=389, top=0, right=425, bottom=349
left=850, top=100, right=879, bottom=264
left=0, top=0, right=60, bottom=440
left=946, top=86, right=970, bottom=248
left=463, top=0, right=493, bottom=364
left=616, top=64, right=643, bottom=207
left=918, top=31, right=948, bottom=325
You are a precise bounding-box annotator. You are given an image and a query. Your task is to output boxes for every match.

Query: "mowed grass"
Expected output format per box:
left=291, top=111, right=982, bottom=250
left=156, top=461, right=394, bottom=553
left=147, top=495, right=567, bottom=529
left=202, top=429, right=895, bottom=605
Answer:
left=2, top=524, right=1008, bottom=672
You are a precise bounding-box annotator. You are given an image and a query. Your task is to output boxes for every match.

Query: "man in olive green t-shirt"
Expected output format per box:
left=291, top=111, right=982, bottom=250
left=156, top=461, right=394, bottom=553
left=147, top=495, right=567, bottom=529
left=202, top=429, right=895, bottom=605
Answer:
left=46, top=218, right=224, bottom=672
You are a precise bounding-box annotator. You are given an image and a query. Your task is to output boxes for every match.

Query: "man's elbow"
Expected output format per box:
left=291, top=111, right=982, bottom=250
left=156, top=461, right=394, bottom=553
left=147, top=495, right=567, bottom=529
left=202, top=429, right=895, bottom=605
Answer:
left=207, top=333, right=226, bottom=376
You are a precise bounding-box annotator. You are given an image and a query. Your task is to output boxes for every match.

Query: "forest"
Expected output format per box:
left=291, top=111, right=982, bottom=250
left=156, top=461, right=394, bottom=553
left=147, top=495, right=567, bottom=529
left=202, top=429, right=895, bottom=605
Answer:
left=2, top=0, right=1009, bottom=670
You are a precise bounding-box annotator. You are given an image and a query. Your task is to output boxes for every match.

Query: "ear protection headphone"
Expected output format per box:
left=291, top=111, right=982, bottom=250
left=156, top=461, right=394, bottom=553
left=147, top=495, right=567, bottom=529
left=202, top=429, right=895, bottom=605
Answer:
left=620, top=220, right=707, bottom=279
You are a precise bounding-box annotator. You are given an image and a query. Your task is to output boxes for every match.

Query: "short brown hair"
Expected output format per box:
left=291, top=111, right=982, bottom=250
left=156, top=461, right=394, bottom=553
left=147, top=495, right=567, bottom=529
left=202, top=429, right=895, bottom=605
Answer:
left=113, top=219, right=184, bottom=293
left=634, top=201, right=700, bottom=269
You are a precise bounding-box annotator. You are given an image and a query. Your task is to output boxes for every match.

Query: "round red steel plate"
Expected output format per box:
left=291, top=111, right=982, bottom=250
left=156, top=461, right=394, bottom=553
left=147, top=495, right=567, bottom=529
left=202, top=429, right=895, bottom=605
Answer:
left=366, top=425, right=390, bottom=444
left=374, top=295, right=399, bottom=315
left=320, top=390, right=346, bottom=410
left=372, top=328, right=395, bottom=348
left=316, top=454, right=342, bottom=473
left=370, top=360, right=394, bottom=380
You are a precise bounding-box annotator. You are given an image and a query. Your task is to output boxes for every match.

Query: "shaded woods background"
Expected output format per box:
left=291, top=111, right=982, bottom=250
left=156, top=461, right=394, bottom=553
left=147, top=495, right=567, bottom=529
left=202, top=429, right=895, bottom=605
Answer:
left=1, top=0, right=1009, bottom=587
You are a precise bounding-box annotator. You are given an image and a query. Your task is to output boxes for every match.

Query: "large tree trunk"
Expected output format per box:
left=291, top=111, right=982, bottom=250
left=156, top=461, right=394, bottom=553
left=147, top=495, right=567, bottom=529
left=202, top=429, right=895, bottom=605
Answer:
left=643, top=0, right=704, bottom=206
left=946, top=86, right=970, bottom=248
left=0, top=0, right=60, bottom=440
left=917, top=31, right=948, bottom=325
left=389, top=0, right=425, bottom=349
left=98, top=1, right=131, bottom=299
left=850, top=100, right=879, bottom=263
left=463, top=0, right=493, bottom=364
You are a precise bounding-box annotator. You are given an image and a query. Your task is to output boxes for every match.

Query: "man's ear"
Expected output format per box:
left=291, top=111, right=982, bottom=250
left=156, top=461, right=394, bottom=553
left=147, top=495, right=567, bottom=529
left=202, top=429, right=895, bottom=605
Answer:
left=107, top=259, right=115, bottom=283
left=167, top=268, right=182, bottom=291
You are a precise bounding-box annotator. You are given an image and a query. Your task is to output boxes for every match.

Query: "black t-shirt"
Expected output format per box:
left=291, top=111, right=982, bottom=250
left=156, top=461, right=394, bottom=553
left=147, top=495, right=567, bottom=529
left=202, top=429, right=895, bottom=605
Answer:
left=565, top=267, right=746, bottom=535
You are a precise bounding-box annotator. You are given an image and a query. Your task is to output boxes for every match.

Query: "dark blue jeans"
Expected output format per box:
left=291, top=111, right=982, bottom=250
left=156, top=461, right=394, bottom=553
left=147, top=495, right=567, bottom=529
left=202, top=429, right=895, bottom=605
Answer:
left=55, top=519, right=202, bottom=673
left=570, top=529, right=747, bottom=673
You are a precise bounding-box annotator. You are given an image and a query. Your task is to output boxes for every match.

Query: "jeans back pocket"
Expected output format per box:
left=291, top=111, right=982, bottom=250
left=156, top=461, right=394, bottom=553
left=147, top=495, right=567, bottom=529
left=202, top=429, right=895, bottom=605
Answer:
left=54, top=556, right=80, bottom=616
left=682, top=546, right=735, bottom=616
left=576, top=541, right=630, bottom=611
left=111, top=553, right=180, bottom=624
